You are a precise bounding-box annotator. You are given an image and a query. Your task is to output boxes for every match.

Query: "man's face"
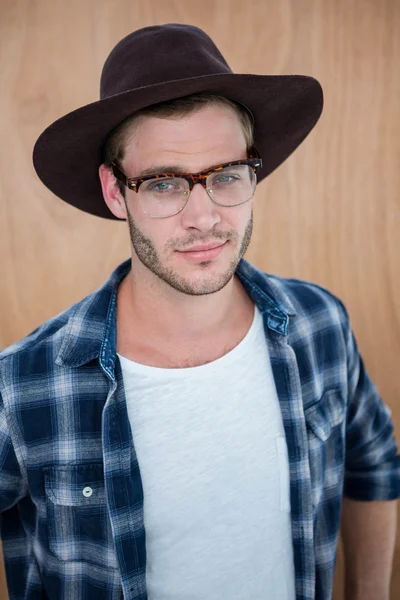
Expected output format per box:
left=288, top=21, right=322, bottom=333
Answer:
left=119, top=104, right=254, bottom=296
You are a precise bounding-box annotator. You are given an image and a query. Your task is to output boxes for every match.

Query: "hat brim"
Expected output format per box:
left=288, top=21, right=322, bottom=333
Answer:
left=33, top=73, right=323, bottom=220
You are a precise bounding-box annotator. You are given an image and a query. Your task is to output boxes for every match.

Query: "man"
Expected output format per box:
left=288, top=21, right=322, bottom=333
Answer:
left=0, top=23, right=398, bottom=600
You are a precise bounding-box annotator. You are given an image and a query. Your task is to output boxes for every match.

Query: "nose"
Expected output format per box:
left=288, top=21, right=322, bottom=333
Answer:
left=180, top=182, right=221, bottom=232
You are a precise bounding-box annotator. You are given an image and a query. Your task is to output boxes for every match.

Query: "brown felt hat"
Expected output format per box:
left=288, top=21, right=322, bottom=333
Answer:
left=32, top=23, right=323, bottom=221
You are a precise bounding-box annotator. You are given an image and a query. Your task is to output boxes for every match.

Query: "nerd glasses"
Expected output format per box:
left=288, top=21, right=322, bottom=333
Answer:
left=111, top=153, right=263, bottom=218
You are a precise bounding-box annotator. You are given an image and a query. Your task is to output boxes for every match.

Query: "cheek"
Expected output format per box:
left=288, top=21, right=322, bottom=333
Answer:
left=125, top=198, right=182, bottom=252
left=225, top=204, right=252, bottom=232
left=145, top=224, right=178, bottom=252
left=126, top=193, right=144, bottom=221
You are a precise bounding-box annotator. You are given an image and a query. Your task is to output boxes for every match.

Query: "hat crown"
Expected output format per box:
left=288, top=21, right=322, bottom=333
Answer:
left=100, top=24, right=232, bottom=98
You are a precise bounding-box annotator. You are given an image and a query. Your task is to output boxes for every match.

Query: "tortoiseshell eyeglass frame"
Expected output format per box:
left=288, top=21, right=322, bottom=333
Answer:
left=111, top=150, right=263, bottom=194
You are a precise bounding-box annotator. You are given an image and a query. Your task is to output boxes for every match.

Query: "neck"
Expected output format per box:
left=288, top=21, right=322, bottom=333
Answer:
left=116, top=263, right=253, bottom=352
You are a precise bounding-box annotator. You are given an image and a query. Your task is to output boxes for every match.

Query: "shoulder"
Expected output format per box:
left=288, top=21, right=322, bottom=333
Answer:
left=238, top=259, right=350, bottom=329
left=0, top=258, right=130, bottom=370
left=267, top=273, right=352, bottom=353
left=0, top=293, right=92, bottom=366
left=269, top=273, right=349, bottom=321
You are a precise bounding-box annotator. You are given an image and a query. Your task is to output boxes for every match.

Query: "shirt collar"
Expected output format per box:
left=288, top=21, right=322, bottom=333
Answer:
left=55, top=258, right=131, bottom=372
left=56, top=257, right=297, bottom=371
left=236, top=259, right=297, bottom=334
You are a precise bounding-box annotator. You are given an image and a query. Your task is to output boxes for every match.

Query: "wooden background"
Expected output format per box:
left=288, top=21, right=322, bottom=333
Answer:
left=0, top=0, right=399, bottom=598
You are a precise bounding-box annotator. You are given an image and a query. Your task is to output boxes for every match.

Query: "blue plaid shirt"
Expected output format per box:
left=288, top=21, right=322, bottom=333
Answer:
left=0, top=257, right=399, bottom=600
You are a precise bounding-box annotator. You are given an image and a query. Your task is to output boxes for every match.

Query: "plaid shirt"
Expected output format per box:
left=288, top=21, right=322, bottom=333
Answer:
left=0, top=257, right=399, bottom=600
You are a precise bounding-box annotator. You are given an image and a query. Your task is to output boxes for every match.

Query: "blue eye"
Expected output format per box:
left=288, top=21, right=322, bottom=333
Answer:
left=215, top=175, right=236, bottom=183
left=153, top=181, right=173, bottom=191
left=212, top=174, right=241, bottom=186
left=144, top=178, right=180, bottom=193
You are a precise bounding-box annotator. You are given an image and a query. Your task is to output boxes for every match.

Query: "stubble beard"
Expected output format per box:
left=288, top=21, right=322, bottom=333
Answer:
left=125, top=208, right=253, bottom=296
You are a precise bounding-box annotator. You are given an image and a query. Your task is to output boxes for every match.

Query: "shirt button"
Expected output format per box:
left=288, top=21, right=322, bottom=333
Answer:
left=82, top=486, right=93, bottom=498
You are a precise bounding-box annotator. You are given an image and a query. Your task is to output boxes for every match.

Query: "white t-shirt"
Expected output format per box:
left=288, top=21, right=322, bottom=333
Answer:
left=118, top=304, right=296, bottom=599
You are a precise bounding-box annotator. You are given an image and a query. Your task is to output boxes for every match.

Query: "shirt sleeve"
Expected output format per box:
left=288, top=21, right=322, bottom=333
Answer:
left=339, top=304, right=400, bottom=501
left=0, top=390, right=27, bottom=515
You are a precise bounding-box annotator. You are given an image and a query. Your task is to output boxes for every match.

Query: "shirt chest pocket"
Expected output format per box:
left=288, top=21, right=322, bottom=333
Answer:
left=304, top=389, right=347, bottom=507
left=44, top=464, right=118, bottom=569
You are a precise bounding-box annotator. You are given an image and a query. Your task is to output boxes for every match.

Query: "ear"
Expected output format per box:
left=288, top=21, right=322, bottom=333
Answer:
left=98, top=164, right=128, bottom=220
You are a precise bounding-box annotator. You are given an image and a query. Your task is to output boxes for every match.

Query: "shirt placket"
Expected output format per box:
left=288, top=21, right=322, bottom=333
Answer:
left=263, top=318, right=315, bottom=600
left=100, top=288, right=148, bottom=600
left=101, top=371, right=147, bottom=600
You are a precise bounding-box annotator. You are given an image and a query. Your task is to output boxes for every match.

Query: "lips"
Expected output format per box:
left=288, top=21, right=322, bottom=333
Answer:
left=180, top=242, right=225, bottom=252
left=176, top=242, right=227, bottom=262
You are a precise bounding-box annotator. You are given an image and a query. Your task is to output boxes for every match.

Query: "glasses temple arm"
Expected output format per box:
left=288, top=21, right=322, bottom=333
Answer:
left=111, top=163, right=129, bottom=187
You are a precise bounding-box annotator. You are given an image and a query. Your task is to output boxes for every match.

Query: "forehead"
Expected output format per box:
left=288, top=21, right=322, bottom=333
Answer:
left=122, top=104, right=247, bottom=173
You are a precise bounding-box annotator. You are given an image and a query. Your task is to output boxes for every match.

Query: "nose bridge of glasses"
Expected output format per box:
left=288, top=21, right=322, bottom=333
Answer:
left=186, top=172, right=209, bottom=191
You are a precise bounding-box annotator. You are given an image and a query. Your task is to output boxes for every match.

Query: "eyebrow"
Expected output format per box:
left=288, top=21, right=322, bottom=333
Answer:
left=137, top=165, right=190, bottom=177
left=136, top=159, right=244, bottom=178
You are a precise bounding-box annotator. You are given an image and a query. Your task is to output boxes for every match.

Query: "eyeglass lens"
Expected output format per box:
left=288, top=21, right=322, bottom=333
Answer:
left=138, top=164, right=256, bottom=217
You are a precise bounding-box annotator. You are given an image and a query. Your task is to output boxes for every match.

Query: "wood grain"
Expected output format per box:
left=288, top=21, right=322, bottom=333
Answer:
left=0, top=1, right=399, bottom=598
